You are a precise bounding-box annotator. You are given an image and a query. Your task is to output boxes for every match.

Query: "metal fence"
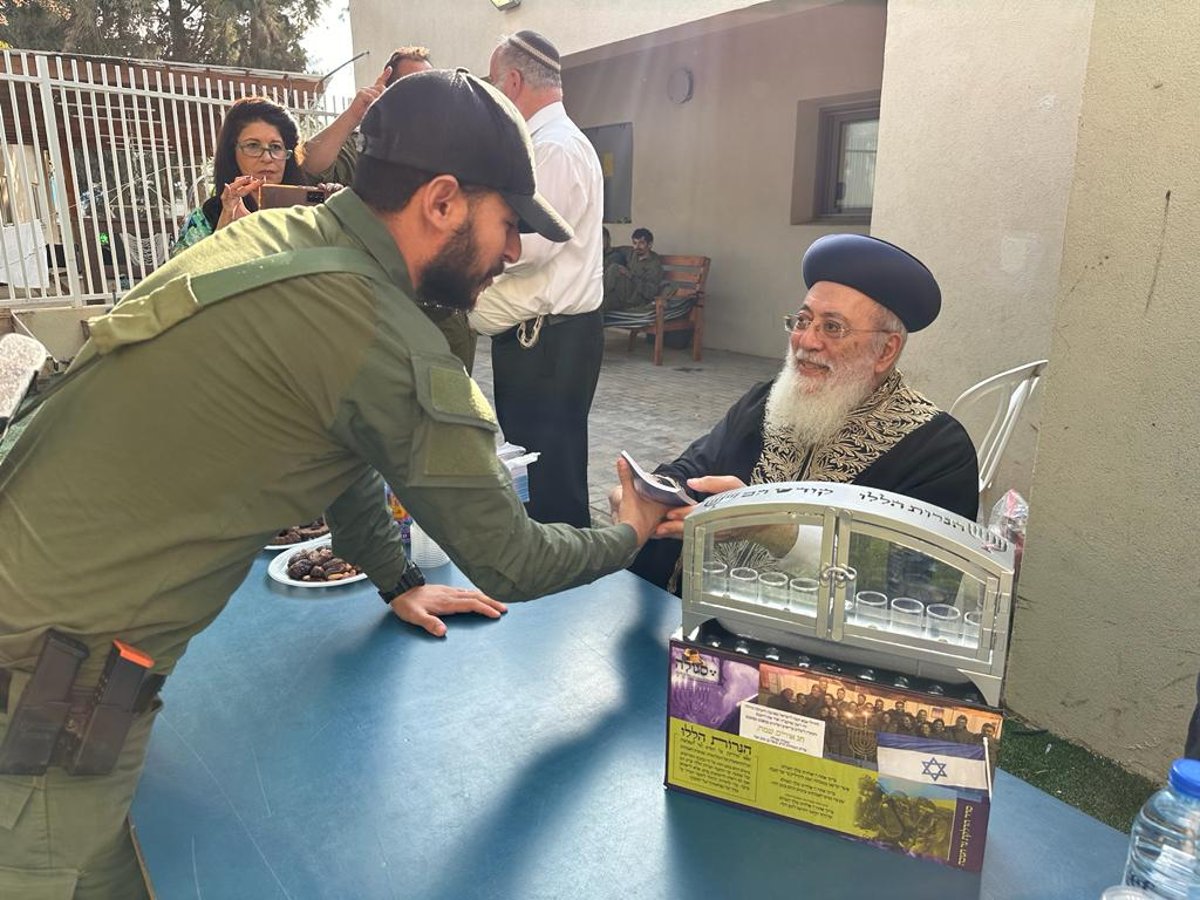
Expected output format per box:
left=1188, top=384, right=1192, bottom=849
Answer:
left=0, top=50, right=348, bottom=308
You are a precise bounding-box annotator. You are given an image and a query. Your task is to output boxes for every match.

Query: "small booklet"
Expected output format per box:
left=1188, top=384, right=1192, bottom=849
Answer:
left=621, top=451, right=695, bottom=507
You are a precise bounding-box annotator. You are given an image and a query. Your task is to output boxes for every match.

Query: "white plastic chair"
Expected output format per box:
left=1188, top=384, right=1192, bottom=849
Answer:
left=949, top=360, right=1048, bottom=495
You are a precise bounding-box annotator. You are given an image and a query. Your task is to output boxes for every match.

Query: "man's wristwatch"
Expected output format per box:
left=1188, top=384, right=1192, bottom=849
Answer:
left=379, top=562, right=426, bottom=604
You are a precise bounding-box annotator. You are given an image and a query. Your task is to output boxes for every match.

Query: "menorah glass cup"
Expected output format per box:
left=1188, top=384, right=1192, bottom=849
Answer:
left=729, top=567, right=759, bottom=602
left=701, top=560, right=729, bottom=596
left=963, top=610, right=982, bottom=646
left=889, top=596, right=925, bottom=637
left=925, top=604, right=962, bottom=642
left=854, top=590, right=889, bottom=628
left=758, top=571, right=789, bottom=607
left=789, top=577, right=820, bottom=615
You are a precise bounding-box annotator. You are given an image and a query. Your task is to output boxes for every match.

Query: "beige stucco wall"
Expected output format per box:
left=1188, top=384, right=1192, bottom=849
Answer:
left=869, top=0, right=1095, bottom=509
left=351, top=0, right=777, bottom=85
left=564, top=1, right=886, bottom=356
left=1006, top=2, right=1200, bottom=779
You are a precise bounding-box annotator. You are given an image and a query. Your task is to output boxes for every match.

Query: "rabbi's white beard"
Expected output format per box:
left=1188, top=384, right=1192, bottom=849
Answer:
left=763, top=347, right=880, bottom=446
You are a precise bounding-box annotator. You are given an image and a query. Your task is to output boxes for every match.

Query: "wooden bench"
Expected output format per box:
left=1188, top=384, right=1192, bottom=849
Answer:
left=606, top=254, right=711, bottom=366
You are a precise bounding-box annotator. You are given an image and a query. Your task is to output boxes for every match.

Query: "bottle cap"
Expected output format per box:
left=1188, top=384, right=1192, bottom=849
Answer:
left=1168, top=758, right=1200, bottom=798
left=1099, top=887, right=1154, bottom=899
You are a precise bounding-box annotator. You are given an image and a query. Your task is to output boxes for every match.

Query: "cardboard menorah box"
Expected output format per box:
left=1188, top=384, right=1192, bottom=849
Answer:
left=664, top=632, right=1002, bottom=871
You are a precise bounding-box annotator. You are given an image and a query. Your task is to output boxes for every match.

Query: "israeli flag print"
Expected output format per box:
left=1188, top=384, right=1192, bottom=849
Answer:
left=875, top=733, right=989, bottom=791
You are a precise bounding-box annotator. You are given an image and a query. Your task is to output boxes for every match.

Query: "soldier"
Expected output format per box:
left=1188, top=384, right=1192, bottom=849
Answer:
left=0, top=70, right=668, bottom=898
left=601, top=226, right=663, bottom=312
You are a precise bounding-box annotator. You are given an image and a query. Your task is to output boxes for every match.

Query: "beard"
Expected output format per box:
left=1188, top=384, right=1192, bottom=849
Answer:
left=418, top=219, right=504, bottom=311
left=763, top=347, right=879, bottom=447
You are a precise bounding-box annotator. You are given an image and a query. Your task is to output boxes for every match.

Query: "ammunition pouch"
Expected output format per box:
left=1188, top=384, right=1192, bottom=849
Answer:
left=0, top=632, right=163, bottom=777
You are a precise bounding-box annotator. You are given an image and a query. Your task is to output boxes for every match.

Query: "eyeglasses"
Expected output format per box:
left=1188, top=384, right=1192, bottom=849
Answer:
left=782, top=313, right=897, bottom=341
left=236, top=140, right=293, bottom=161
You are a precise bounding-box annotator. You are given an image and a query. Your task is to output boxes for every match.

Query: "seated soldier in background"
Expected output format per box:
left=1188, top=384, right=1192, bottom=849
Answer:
left=610, top=233, right=979, bottom=592
left=602, top=226, right=663, bottom=312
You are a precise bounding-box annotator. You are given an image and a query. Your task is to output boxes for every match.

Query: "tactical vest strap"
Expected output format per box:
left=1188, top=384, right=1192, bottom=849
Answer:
left=14, top=248, right=393, bottom=425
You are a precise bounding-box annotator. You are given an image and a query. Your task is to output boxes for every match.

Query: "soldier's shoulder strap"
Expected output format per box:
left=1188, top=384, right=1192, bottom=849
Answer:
left=186, top=247, right=391, bottom=308
left=15, top=247, right=394, bottom=425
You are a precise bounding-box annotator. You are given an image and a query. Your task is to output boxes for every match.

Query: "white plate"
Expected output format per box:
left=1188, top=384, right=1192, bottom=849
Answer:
left=267, top=536, right=368, bottom=589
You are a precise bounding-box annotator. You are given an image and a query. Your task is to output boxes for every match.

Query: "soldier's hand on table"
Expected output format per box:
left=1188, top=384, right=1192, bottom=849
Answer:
left=388, top=584, right=507, bottom=638
left=652, top=475, right=746, bottom=539
left=613, top=457, right=670, bottom=546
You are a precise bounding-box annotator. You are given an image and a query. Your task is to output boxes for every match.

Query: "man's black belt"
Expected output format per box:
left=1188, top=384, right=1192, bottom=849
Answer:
left=0, top=631, right=164, bottom=776
left=494, top=309, right=601, bottom=344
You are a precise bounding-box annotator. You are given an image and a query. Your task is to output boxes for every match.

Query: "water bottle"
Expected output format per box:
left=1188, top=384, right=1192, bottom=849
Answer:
left=1124, top=759, right=1200, bottom=898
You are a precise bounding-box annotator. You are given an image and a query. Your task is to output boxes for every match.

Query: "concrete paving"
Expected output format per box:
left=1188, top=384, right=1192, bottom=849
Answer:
left=472, top=330, right=782, bottom=523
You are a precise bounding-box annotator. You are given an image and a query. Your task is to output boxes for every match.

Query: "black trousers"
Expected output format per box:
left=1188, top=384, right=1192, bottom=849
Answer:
left=491, top=309, right=604, bottom=528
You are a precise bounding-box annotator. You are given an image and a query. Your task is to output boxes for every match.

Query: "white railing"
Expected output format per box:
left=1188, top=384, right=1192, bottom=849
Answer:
left=0, top=50, right=349, bottom=308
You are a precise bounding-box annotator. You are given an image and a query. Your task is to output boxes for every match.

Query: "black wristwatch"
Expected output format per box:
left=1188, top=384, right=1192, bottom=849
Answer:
left=379, top=562, right=426, bottom=604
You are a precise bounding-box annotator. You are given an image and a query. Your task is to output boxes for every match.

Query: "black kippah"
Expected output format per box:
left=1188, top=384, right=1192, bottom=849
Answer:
left=801, top=234, right=941, bottom=332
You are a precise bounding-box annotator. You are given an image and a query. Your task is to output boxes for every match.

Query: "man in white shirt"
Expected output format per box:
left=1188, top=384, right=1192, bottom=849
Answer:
left=471, top=30, right=605, bottom=528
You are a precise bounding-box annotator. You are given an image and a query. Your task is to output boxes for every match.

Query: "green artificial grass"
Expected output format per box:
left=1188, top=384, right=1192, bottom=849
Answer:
left=998, top=712, right=1158, bottom=832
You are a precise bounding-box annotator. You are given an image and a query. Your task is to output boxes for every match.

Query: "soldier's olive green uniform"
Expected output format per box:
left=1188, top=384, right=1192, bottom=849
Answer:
left=0, top=189, right=637, bottom=896
left=317, top=141, right=477, bottom=372
left=602, top=250, right=664, bottom=312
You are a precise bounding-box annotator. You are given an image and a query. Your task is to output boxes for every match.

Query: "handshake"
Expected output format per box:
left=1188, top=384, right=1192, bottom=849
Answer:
left=610, top=452, right=751, bottom=543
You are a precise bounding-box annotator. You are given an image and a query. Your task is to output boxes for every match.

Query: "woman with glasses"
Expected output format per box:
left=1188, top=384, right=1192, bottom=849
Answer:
left=171, top=97, right=309, bottom=257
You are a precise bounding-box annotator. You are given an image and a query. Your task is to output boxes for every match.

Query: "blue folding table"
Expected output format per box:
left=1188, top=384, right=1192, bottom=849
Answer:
left=132, top=558, right=1128, bottom=899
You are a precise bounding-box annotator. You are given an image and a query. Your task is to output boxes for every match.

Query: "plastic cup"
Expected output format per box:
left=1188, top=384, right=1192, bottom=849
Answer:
left=729, top=567, right=759, bottom=601
left=758, top=571, right=789, bottom=607
left=889, top=597, right=925, bottom=636
left=702, top=561, right=728, bottom=596
left=854, top=590, right=888, bottom=628
left=963, top=610, right=982, bottom=646
left=925, top=604, right=962, bottom=642
left=409, top=521, right=450, bottom=568
left=789, top=577, right=820, bottom=615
